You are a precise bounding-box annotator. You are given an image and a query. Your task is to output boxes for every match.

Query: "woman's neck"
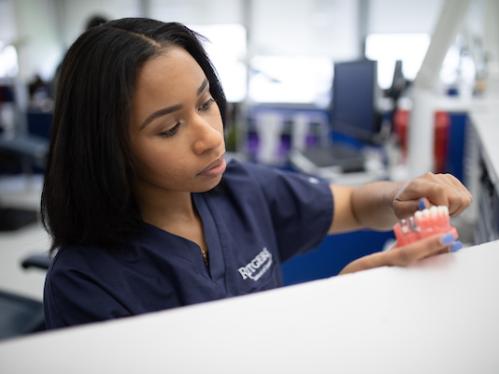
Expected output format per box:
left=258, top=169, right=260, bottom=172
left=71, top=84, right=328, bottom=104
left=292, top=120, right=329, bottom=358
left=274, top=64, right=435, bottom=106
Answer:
left=138, top=188, right=197, bottom=230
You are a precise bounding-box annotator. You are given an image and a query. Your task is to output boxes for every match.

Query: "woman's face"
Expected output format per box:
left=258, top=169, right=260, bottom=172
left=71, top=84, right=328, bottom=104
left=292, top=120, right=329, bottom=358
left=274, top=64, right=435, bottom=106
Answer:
left=129, top=46, right=226, bottom=196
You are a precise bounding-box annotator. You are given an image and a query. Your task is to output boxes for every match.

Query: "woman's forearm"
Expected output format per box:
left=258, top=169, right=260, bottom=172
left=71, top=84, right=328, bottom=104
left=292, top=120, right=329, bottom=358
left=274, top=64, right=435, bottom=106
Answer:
left=351, top=181, right=404, bottom=230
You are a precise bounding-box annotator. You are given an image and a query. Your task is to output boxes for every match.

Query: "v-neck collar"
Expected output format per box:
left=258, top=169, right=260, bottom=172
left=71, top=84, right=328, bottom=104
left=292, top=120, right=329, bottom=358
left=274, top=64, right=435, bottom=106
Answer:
left=140, top=193, right=225, bottom=283
left=192, top=193, right=225, bottom=282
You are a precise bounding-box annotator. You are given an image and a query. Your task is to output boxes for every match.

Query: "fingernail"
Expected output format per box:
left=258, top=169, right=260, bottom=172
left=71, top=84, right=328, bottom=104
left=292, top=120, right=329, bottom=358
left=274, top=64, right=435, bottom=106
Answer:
left=450, top=241, right=463, bottom=253
left=440, top=233, right=455, bottom=246
left=418, top=198, right=426, bottom=210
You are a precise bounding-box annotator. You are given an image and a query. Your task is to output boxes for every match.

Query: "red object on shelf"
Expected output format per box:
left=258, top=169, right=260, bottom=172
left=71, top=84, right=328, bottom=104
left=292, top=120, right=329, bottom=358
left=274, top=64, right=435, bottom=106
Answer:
left=393, top=109, right=450, bottom=173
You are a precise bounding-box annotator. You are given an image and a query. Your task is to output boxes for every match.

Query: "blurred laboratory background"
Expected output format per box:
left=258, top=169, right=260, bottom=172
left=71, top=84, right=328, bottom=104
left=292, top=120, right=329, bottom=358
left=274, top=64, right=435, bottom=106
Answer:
left=1, top=0, right=498, bottom=340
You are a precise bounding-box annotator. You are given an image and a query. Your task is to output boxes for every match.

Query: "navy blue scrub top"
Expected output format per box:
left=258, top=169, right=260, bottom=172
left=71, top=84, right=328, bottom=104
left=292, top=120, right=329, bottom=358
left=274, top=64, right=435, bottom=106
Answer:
left=44, top=159, right=333, bottom=329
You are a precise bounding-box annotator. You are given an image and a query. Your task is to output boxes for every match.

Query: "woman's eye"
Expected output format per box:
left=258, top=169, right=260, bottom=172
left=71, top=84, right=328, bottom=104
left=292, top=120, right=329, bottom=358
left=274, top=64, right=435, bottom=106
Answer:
left=199, top=98, right=215, bottom=112
left=158, top=122, right=180, bottom=138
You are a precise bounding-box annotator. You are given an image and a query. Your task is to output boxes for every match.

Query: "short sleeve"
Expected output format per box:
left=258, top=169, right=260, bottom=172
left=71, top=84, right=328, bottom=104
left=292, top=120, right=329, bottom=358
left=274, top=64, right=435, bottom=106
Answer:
left=44, top=255, right=131, bottom=329
left=243, top=162, right=333, bottom=261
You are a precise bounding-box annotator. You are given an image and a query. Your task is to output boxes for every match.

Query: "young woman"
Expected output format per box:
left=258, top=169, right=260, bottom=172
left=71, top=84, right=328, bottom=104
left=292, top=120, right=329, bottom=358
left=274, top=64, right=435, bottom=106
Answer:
left=41, top=18, right=471, bottom=329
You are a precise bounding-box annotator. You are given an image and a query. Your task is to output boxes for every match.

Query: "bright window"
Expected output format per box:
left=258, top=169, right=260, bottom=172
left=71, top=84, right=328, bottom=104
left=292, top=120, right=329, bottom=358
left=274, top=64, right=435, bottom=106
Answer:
left=0, top=43, right=18, bottom=78
left=365, top=33, right=430, bottom=89
left=248, top=56, right=333, bottom=105
left=189, top=24, right=247, bottom=103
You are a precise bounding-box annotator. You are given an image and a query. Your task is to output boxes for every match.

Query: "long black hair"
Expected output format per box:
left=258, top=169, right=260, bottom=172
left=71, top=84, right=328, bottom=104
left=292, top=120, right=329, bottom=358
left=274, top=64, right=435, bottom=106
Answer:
left=41, top=18, right=227, bottom=251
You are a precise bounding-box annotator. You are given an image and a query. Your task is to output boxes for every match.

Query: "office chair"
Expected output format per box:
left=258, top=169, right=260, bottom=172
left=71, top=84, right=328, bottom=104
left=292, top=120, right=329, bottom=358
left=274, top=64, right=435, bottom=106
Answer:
left=1, top=81, right=49, bottom=231
left=0, top=252, right=50, bottom=341
left=0, top=289, right=45, bottom=341
left=21, top=252, right=51, bottom=271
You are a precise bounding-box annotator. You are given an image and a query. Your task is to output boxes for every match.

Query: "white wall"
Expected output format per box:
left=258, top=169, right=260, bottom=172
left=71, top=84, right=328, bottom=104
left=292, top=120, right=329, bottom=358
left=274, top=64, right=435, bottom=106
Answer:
left=467, top=0, right=485, bottom=36
left=368, top=0, right=444, bottom=34
left=3, top=0, right=142, bottom=82
left=2, top=0, right=488, bottom=87
left=369, top=0, right=485, bottom=38
left=0, top=0, right=16, bottom=43
left=8, top=0, right=61, bottom=81
left=149, top=0, right=242, bottom=25
left=251, top=0, right=360, bottom=60
left=60, top=0, right=141, bottom=48
left=150, top=0, right=361, bottom=60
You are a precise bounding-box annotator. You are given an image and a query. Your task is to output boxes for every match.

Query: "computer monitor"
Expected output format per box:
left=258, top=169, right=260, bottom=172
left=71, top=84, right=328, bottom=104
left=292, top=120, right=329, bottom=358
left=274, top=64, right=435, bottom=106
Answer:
left=331, top=59, right=381, bottom=145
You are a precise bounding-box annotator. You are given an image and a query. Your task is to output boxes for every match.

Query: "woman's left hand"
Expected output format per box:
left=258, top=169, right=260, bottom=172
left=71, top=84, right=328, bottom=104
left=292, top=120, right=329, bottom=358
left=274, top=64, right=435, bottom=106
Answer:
left=392, top=172, right=472, bottom=219
left=339, top=231, right=459, bottom=275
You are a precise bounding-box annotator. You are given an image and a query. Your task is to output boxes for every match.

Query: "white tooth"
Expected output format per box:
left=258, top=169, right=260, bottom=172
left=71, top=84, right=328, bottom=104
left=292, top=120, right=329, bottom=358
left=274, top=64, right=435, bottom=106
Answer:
left=437, top=206, right=445, bottom=216
left=430, top=206, right=438, bottom=217
left=400, top=219, right=409, bottom=233
left=443, top=206, right=449, bottom=216
left=423, top=210, right=429, bottom=219
left=415, top=211, right=423, bottom=221
left=409, top=217, right=418, bottom=231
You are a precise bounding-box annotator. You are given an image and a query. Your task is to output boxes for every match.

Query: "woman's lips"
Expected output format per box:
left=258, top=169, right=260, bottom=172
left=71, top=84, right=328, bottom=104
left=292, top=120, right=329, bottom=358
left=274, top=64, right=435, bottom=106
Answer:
left=198, top=157, right=226, bottom=177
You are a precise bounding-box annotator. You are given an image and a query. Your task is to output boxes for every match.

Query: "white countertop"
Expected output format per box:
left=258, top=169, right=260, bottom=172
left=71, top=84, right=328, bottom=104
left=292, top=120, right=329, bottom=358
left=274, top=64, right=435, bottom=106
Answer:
left=1, top=240, right=499, bottom=374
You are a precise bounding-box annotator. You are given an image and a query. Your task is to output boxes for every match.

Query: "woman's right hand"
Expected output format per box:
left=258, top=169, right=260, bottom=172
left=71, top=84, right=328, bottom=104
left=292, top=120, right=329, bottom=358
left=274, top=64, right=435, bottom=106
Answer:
left=339, top=232, right=462, bottom=275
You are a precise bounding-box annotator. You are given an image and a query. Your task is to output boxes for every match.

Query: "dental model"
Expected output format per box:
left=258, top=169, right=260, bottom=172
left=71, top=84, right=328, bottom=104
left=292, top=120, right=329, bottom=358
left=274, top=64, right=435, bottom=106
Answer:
left=393, top=205, right=459, bottom=248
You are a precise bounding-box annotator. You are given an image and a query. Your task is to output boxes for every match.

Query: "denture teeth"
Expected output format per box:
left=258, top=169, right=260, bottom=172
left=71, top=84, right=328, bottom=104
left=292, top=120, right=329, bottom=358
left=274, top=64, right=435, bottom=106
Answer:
left=442, top=206, right=450, bottom=224
left=409, top=217, right=419, bottom=232
left=415, top=211, right=423, bottom=222
left=400, top=218, right=410, bottom=233
left=430, top=206, right=438, bottom=217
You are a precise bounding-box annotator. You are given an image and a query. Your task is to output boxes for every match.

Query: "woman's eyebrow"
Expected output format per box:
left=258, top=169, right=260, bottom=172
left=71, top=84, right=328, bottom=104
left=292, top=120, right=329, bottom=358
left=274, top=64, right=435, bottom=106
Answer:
left=197, top=78, right=209, bottom=95
left=140, top=104, right=182, bottom=129
left=140, top=79, right=209, bottom=130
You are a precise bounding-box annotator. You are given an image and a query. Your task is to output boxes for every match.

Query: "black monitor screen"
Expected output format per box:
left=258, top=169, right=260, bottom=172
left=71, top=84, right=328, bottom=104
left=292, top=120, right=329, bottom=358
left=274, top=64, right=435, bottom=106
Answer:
left=331, top=59, right=378, bottom=144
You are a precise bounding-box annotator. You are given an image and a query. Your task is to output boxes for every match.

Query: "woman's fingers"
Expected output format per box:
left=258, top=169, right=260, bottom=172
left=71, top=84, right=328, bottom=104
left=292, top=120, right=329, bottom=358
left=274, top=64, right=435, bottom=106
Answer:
left=339, top=233, right=461, bottom=275
left=393, top=172, right=472, bottom=218
left=440, top=174, right=473, bottom=216
left=386, top=232, right=457, bottom=266
left=393, top=178, right=448, bottom=217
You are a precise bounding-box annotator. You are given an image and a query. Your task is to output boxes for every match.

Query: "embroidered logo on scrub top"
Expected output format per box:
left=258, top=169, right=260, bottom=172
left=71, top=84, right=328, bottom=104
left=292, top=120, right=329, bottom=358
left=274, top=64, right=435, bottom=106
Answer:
left=238, top=247, right=273, bottom=281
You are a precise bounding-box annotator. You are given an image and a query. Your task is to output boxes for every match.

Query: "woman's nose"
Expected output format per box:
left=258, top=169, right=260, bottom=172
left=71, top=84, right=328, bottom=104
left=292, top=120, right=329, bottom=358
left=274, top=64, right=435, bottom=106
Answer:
left=191, top=115, right=223, bottom=155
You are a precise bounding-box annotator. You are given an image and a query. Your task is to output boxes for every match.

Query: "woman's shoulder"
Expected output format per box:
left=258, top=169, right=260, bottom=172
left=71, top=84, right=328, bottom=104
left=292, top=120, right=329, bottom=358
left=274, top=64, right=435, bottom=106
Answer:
left=222, top=157, right=320, bottom=192
left=44, top=243, right=137, bottom=328
left=222, top=158, right=280, bottom=184
left=47, top=243, right=130, bottom=280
